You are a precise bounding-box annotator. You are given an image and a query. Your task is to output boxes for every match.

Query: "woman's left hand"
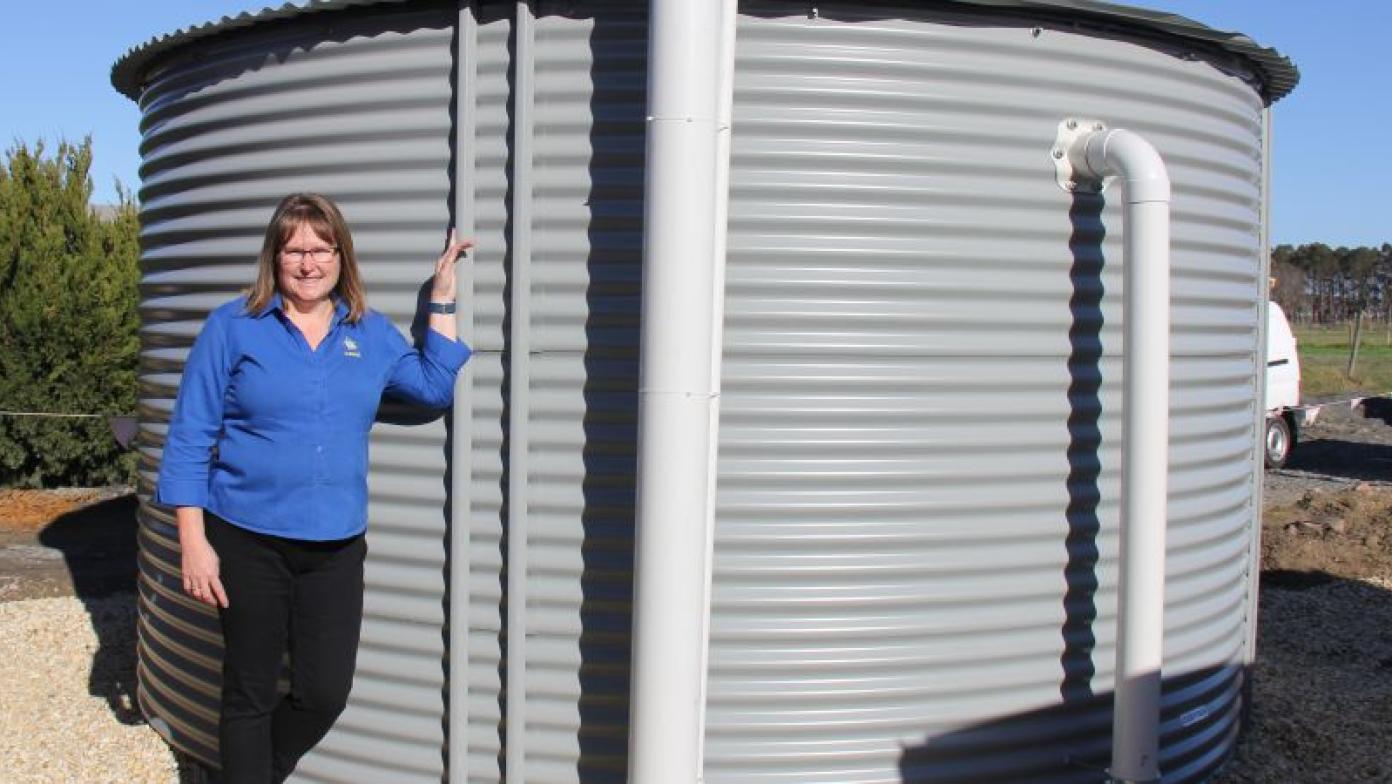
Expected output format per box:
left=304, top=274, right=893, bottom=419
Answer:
left=431, top=229, right=474, bottom=301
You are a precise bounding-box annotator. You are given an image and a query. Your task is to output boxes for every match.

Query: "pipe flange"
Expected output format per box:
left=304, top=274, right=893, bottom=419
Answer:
left=1052, top=117, right=1111, bottom=194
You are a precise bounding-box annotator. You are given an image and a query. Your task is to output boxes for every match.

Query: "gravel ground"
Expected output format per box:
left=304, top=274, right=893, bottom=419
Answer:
left=1211, top=575, right=1392, bottom=784
left=2, top=402, right=1390, bottom=782
left=0, top=593, right=184, bottom=783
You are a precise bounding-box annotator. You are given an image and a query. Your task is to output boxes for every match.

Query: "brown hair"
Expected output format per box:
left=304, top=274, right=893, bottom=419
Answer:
left=245, top=193, right=367, bottom=323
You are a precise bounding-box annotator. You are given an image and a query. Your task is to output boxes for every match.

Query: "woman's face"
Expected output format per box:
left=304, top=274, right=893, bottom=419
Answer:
left=276, top=222, right=341, bottom=310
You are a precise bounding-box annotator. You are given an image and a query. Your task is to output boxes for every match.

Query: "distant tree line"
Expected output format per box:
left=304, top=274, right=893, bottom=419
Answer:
left=1271, top=243, right=1392, bottom=324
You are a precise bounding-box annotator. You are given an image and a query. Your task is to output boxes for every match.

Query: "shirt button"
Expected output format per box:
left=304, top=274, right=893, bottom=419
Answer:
left=316, top=446, right=324, bottom=453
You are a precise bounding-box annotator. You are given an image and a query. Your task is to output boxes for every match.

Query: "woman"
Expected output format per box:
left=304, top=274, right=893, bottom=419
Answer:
left=156, top=193, right=472, bottom=783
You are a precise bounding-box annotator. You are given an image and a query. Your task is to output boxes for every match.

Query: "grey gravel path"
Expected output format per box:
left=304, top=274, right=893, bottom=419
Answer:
left=0, top=593, right=181, bottom=783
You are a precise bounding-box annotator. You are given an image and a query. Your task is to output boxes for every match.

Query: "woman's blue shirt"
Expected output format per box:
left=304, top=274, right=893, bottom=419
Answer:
left=156, top=294, right=470, bottom=540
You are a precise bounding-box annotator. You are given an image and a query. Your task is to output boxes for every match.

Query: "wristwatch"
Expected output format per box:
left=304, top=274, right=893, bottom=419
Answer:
left=428, top=301, right=457, bottom=315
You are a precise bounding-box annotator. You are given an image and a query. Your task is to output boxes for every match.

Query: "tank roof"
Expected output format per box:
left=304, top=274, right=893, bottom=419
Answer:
left=111, top=0, right=1297, bottom=104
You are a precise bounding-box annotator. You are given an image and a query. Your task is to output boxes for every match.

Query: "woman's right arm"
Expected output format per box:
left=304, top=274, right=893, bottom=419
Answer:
left=157, top=309, right=235, bottom=608
left=157, top=310, right=233, bottom=510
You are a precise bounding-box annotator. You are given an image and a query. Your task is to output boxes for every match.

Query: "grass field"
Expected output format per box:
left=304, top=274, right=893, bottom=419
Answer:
left=1294, top=321, right=1392, bottom=399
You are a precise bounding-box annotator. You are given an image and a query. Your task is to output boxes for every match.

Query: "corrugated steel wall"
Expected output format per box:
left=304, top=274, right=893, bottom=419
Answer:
left=459, top=4, right=511, bottom=781
left=132, top=4, right=458, bottom=781
left=705, top=4, right=1263, bottom=783
left=131, top=2, right=1267, bottom=783
left=461, top=3, right=649, bottom=782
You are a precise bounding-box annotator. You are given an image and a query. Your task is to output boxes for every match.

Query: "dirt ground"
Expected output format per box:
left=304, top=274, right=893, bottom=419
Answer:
left=1261, top=485, right=1392, bottom=584
left=1260, top=398, right=1392, bottom=582
left=0, top=487, right=137, bottom=602
left=2, top=401, right=1390, bottom=781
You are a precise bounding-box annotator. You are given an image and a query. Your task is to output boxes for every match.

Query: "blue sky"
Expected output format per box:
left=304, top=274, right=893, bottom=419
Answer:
left=2, top=2, right=1386, bottom=247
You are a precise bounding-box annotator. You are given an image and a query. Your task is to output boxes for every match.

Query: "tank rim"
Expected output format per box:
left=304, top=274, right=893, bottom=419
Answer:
left=110, top=0, right=1297, bottom=104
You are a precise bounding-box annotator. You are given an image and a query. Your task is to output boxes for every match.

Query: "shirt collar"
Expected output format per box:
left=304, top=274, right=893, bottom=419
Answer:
left=256, top=293, right=349, bottom=324
left=252, top=293, right=282, bottom=319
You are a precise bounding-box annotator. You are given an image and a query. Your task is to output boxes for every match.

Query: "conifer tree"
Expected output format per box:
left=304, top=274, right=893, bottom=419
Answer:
left=0, top=139, right=140, bottom=487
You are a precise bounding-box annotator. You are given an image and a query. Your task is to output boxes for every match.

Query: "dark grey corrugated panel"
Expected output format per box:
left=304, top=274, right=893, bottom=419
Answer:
left=461, top=4, right=650, bottom=783
left=111, top=0, right=1297, bottom=104
left=706, top=4, right=1262, bottom=783
left=460, top=4, right=511, bottom=782
left=526, top=6, right=648, bottom=778
left=130, top=5, right=457, bottom=781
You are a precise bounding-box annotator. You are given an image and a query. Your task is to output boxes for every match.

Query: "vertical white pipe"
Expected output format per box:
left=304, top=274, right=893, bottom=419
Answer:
left=449, top=2, right=478, bottom=781
left=1071, top=129, right=1171, bottom=784
left=628, top=0, right=733, bottom=781
left=1113, top=196, right=1169, bottom=784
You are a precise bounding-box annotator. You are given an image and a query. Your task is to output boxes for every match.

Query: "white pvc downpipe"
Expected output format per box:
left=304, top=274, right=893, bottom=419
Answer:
left=1069, top=129, right=1172, bottom=784
left=627, top=1, right=736, bottom=782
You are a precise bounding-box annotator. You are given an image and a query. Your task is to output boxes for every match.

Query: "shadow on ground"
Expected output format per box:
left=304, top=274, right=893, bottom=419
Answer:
left=1209, top=571, right=1392, bottom=783
left=32, top=494, right=209, bottom=781
left=1284, top=437, right=1392, bottom=482
left=1281, top=399, right=1392, bottom=482
left=36, top=495, right=141, bottom=727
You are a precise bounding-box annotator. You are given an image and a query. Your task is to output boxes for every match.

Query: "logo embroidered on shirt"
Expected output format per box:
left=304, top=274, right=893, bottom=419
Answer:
left=343, top=337, right=361, bottom=358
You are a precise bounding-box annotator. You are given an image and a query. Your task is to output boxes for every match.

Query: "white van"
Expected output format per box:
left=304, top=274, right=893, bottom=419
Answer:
left=1264, top=302, right=1301, bottom=467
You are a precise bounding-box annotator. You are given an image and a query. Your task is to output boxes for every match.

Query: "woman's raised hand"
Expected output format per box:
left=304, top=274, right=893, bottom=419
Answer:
left=431, top=229, right=474, bottom=302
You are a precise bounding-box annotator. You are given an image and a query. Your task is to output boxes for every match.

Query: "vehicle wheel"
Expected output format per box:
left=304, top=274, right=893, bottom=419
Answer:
left=1264, top=416, right=1292, bottom=469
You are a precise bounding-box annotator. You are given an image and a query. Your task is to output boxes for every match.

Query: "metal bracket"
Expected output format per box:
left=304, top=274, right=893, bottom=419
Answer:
left=1052, top=116, right=1110, bottom=194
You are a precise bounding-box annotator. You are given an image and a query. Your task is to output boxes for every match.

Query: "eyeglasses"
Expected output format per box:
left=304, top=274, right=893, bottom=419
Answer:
left=280, top=247, right=339, bottom=264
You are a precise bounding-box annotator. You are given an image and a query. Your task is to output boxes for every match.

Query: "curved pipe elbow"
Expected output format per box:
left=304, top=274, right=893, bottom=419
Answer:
left=1081, top=129, right=1171, bottom=204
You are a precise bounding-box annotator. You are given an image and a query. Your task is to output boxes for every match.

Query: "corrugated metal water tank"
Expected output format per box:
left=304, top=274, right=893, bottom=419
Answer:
left=113, top=1, right=1296, bottom=782
left=125, top=4, right=458, bottom=779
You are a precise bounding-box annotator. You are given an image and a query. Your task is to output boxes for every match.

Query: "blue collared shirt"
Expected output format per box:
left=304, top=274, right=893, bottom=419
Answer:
left=156, top=294, right=471, bottom=540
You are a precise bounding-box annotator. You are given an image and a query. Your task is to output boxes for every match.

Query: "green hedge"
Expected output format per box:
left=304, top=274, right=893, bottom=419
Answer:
left=0, top=140, right=140, bottom=488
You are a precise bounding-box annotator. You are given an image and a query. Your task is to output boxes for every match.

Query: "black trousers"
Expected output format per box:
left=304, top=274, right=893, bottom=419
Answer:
left=205, top=514, right=366, bottom=784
